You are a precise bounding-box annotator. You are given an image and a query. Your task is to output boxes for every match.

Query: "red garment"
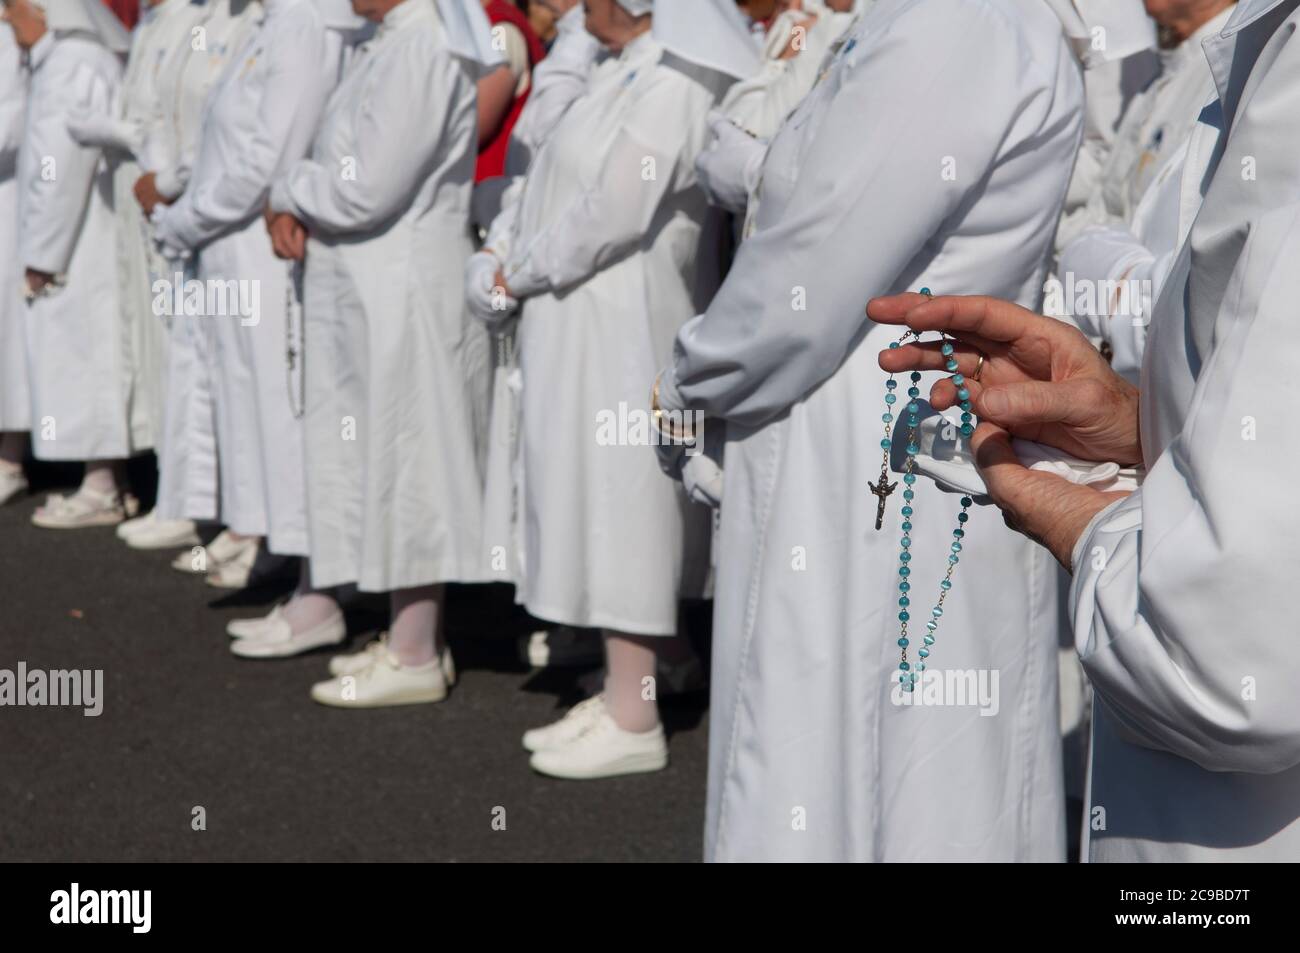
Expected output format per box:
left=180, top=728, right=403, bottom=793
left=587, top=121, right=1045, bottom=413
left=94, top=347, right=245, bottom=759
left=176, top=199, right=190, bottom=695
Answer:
left=475, top=0, right=546, bottom=183
left=101, top=0, right=139, bottom=30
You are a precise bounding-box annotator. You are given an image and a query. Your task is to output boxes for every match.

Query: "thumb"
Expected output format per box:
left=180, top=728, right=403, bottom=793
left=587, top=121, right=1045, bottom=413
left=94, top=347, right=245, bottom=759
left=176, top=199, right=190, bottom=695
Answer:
left=969, top=423, right=1028, bottom=509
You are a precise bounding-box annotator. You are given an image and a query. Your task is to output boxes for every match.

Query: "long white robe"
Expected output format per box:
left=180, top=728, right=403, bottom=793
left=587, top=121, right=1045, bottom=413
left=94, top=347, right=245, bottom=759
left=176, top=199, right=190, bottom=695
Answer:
left=1072, top=0, right=1300, bottom=861
left=0, top=26, right=27, bottom=433
left=153, top=0, right=342, bottom=555
left=661, top=0, right=1084, bottom=861
left=502, top=32, right=726, bottom=635
left=270, top=0, right=490, bottom=592
left=1057, top=7, right=1234, bottom=383
left=19, top=34, right=128, bottom=461
left=149, top=0, right=264, bottom=523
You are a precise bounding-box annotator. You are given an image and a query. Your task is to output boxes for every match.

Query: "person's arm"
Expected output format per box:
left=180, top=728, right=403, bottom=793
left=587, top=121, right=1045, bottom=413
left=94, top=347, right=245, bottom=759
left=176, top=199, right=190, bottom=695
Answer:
left=156, top=19, right=332, bottom=250
left=503, top=68, right=699, bottom=299
left=1071, top=206, right=1300, bottom=774
left=20, top=52, right=112, bottom=275
left=271, top=39, right=464, bottom=235
left=660, top=1, right=1051, bottom=427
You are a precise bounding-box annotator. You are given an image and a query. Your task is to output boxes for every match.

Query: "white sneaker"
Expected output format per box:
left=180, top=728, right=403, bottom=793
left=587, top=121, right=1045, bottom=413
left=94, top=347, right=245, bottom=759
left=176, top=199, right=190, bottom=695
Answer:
left=31, top=487, right=127, bottom=529
left=229, top=607, right=346, bottom=659
left=520, top=626, right=604, bottom=668
left=528, top=702, right=668, bottom=780
left=522, top=694, right=609, bottom=753
left=116, top=509, right=156, bottom=540
left=124, top=514, right=200, bottom=550
left=327, top=637, right=457, bottom=685
left=310, top=645, right=449, bottom=708
left=226, top=604, right=287, bottom=639
left=0, top=468, right=29, bottom=506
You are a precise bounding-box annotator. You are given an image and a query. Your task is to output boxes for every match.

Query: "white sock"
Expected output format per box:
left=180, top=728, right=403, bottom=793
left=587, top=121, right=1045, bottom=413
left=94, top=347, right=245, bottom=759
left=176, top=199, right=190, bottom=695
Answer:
left=281, top=559, right=341, bottom=633
left=602, top=631, right=661, bottom=733
left=80, top=461, right=121, bottom=497
left=387, top=585, right=443, bottom=667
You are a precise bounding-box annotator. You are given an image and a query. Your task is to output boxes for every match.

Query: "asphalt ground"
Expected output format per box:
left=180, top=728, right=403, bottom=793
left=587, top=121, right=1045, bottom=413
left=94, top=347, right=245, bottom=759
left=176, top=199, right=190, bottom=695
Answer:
left=0, top=458, right=712, bottom=862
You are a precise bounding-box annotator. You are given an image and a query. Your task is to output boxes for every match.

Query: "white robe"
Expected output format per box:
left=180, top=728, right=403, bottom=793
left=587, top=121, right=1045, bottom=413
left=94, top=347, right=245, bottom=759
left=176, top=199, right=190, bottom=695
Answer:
left=1072, top=0, right=1300, bottom=861
left=19, top=34, right=128, bottom=461
left=149, top=0, right=264, bottom=523
left=1057, top=7, right=1234, bottom=383
left=270, top=0, right=490, bottom=591
left=0, top=25, right=27, bottom=433
left=85, top=0, right=204, bottom=454
left=153, top=0, right=342, bottom=555
left=661, top=0, right=1084, bottom=861
left=502, top=32, right=725, bottom=635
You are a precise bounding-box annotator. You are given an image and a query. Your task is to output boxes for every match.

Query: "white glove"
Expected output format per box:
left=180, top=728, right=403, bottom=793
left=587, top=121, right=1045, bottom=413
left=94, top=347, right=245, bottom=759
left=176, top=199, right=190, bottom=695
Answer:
left=695, top=111, right=767, bottom=214
left=66, top=109, right=139, bottom=155
left=150, top=205, right=191, bottom=262
left=681, top=425, right=724, bottom=508
left=465, top=250, right=519, bottom=331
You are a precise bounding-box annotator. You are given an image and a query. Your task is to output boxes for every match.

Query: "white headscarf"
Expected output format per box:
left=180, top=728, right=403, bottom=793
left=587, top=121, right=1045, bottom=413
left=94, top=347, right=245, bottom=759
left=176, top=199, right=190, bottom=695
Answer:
left=653, top=0, right=761, bottom=80
left=432, top=0, right=505, bottom=71
left=616, top=0, right=654, bottom=16
left=1045, top=0, right=1155, bottom=67
left=317, top=0, right=365, bottom=31
left=36, top=0, right=130, bottom=53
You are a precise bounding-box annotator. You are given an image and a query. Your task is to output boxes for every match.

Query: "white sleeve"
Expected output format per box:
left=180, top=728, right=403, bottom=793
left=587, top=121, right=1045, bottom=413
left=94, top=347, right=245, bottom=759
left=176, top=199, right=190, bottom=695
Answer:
left=505, top=20, right=599, bottom=173
left=503, top=70, right=702, bottom=298
left=1069, top=205, right=1300, bottom=775
left=19, top=51, right=114, bottom=274
left=157, top=22, right=334, bottom=250
left=272, top=40, right=464, bottom=235
left=661, top=3, right=1046, bottom=425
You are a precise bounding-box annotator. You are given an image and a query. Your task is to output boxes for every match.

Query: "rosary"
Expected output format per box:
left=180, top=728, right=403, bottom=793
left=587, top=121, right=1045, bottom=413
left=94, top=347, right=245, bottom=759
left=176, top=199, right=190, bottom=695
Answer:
left=868, top=290, right=975, bottom=693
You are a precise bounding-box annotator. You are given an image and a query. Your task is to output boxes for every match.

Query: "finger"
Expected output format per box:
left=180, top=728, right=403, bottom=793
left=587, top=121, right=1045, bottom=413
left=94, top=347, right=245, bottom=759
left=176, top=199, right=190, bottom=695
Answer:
left=927, top=376, right=985, bottom=412
left=877, top=340, right=988, bottom=377
left=885, top=295, right=1045, bottom=345
left=866, top=292, right=935, bottom=324
left=968, top=423, right=1027, bottom=509
left=973, top=378, right=1100, bottom=430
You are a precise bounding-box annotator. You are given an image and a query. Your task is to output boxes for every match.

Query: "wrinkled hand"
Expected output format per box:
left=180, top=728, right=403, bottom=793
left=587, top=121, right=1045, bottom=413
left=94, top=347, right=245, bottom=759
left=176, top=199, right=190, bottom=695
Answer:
left=267, top=212, right=306, bottom=261
left=134, top=172, right=169, bottom=216
left=869, top=293, right=1143, bottom=466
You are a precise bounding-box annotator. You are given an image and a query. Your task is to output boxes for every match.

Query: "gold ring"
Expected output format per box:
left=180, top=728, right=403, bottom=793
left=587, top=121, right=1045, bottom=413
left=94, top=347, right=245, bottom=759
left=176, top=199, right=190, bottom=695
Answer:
left=973, top=353, right=986, bottom=382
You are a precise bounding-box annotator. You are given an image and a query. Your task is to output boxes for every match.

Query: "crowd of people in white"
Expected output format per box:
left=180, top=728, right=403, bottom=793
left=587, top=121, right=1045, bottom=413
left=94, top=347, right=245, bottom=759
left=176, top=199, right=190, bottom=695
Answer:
left=1, top=0, right=1297, bottom=862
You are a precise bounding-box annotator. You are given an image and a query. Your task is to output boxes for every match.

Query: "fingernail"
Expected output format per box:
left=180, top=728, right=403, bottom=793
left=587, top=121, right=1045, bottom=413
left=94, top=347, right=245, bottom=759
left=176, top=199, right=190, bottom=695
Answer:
left=981, top=390, right=1007, bottom=416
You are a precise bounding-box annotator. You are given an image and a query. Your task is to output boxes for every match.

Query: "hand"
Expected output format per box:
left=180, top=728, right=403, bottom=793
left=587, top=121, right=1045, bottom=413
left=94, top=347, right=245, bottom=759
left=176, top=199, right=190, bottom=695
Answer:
left=695, top=112, right=766, bottom=214
left=465, top=251, right=518, bottom=329
left=267, top=212, right=306, bottom=261
left=869, top=293, right=1143, bottom=467
left=964, top=420, right=1129, bottom=570
left=680, top=425, right=724, bottom=508
left=134, top=173, right=169, bottom=216
left=24, top=269, right=53, bottom=298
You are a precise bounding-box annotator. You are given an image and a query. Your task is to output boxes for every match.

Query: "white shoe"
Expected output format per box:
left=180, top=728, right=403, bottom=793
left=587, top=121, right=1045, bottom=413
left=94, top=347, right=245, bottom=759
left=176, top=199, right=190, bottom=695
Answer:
left=31, top=487, right=127, bottom=529
left=226, top=604, right=287, bottom=640
left=204, top=539, right=260, bottom=589
left=310, top=645, right=449, bottom=708
left=327, top=636, right=457, bottom=685
left=528, top=702, right=668, bottom=780
left=229, top=606, right=346, bottom=659
left=125, top=515, right=200, bottom=550
left=522, top=694, right=609, bottom=753
left=171, top=529, right=253, bottom=575
left=520, top=626, right=603, bottom=669
left=116, top=509, right=156, bottom=540
left=0, top=468, right=28, bottom=506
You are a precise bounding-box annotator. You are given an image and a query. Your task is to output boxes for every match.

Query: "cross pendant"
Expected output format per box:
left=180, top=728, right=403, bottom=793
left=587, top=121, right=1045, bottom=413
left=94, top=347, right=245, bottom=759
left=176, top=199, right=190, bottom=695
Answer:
left=869, top=473, right=898, bottom=531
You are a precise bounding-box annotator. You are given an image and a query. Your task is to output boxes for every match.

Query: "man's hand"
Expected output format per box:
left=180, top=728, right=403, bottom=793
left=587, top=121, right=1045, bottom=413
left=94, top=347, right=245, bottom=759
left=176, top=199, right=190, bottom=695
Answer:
left=133, top=173, right=169, bottom=216
left=267, top=212, right=307, bottom=261
left=869, top=293, right=1143, bottom=466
